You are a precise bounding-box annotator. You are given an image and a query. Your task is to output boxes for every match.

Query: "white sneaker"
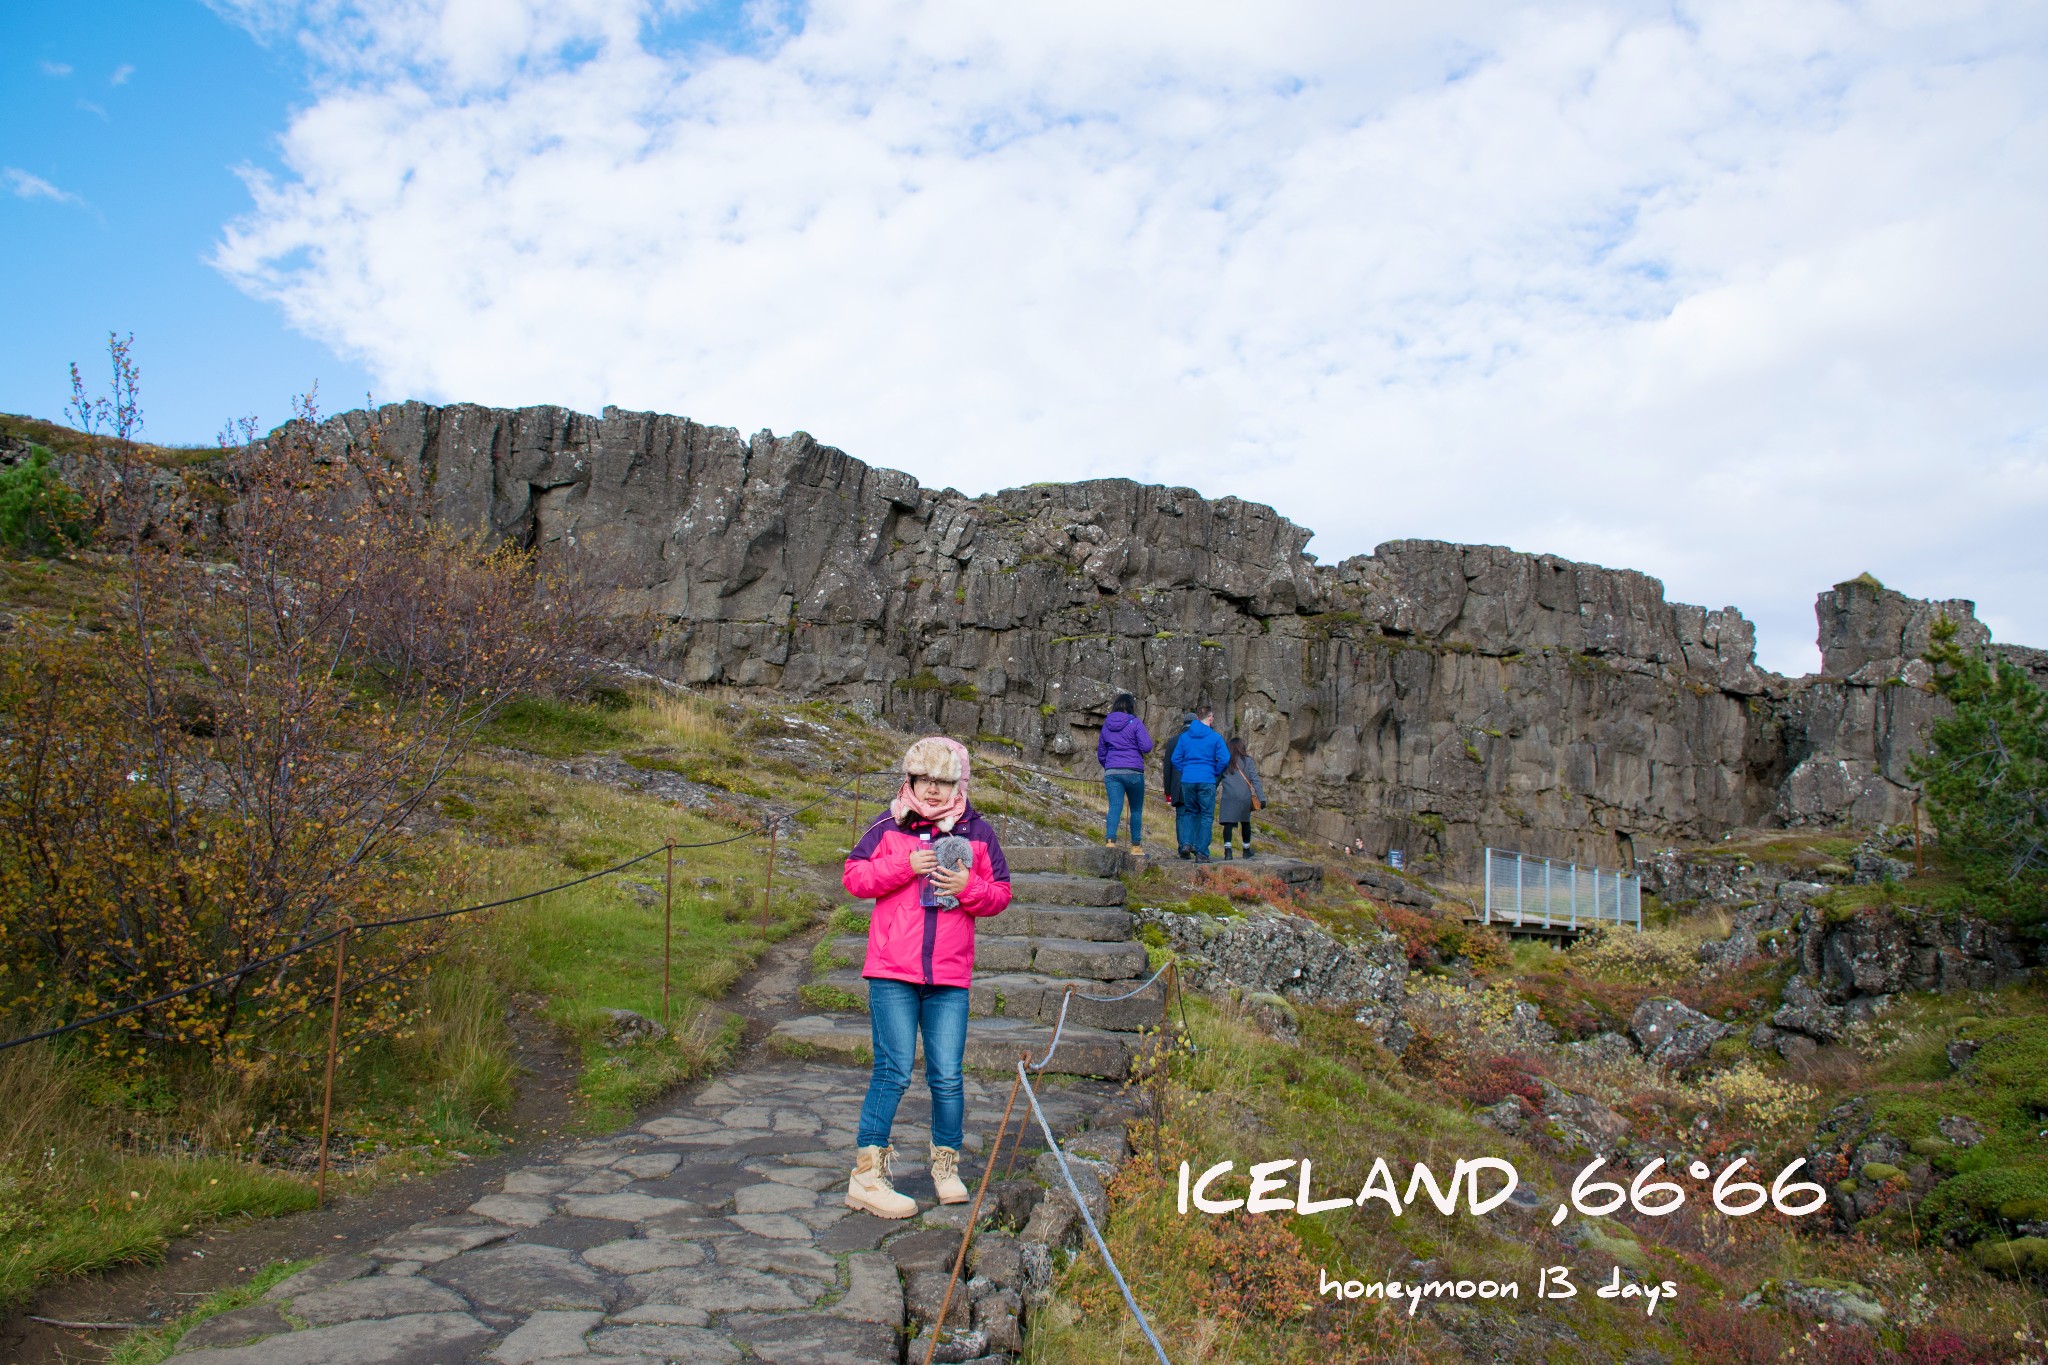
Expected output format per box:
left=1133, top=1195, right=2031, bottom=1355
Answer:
left=930, top=1144, right=969, bottom=1205
left=846, top=1145, right=917, bottom=1219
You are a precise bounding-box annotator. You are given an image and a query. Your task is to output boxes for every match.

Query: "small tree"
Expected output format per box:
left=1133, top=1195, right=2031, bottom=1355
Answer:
left=1911, top=618, right=2048, bottom=927
left=0, top=343, right=594, bottom=1071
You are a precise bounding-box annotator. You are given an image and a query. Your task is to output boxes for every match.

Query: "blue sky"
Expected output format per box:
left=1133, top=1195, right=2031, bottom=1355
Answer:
left=2, top=4, right=378, bottom=441
left=4, top=2, right=2047, bottom=674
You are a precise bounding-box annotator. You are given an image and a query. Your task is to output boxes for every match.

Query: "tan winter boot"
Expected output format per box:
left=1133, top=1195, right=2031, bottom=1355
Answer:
left=930, top=1144, right=969, bottom=1205
left=846, top=1145, right=917, bottom=1219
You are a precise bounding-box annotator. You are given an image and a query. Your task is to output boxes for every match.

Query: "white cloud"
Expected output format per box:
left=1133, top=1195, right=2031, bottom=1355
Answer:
left=39, top=60, right=73, bottom=77
left=112, top=63, right=136, bottom=85
left=4, top=167, right=83, bottom=205
left=212, top=0, right=2048, bottom=674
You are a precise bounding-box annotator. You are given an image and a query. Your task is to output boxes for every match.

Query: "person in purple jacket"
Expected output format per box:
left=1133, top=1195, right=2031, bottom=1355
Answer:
left=1097, top=692, right=1153, bottom=854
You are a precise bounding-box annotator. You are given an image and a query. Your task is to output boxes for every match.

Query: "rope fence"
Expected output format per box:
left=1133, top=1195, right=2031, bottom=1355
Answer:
left=5, top=742, right=1192, bottom=1355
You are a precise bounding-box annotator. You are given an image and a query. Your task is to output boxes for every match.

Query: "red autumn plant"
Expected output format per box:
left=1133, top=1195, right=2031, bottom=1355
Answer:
left=0, top=353, right=589, bottom=1072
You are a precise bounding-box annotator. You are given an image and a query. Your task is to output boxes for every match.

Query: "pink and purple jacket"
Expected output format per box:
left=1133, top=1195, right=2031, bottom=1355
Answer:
left=842, top=804, right=1011, bottom=988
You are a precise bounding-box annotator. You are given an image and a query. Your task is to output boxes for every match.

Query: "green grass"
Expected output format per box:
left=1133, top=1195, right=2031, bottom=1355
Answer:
left=106, top=1258, right=309, bottom=1365
left=0, top=1155, right=311, bottom=1308
left=478, top=695, right=630, bottom=756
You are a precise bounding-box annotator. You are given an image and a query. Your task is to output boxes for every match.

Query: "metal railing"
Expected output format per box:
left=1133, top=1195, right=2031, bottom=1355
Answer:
left=1483, top=847, right=1640, bottom=932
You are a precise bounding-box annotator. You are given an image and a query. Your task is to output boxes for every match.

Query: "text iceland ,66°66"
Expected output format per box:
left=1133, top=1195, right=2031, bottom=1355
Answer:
left=1175, top=1153, right=1830, bottom=1224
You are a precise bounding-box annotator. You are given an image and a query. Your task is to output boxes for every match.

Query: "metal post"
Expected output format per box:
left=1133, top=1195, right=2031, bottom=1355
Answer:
left=851, top=772, right=861, bottom=847
left=1543, top=858, right=1553, bottom=928
left=759, top=819, right=778, bottom=936
left=1483, top=848, right=1493, bottom=925
left=663, top=839, right=675, bottom=1023
left=316, top=916, right=354, bottom=1207
left=925, top=1067, right=1025, bottom=1365
left=1570, top=861, right=1579, bottom=932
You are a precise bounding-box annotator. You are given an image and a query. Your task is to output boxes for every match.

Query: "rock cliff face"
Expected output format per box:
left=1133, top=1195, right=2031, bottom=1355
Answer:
left=317, top=401, right=2041, bottom=873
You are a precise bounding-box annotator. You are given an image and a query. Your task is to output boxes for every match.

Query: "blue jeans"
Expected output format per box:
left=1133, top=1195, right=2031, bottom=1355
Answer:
left=1176, top=781, right=1216, bottom=856
left=859, top=978, right=968, bottom=1150
left=1103, top=770, right=1145, bottom=844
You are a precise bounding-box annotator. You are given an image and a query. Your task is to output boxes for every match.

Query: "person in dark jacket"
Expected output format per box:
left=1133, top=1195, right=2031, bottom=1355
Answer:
left=1096, top=692, right=1153, bottom=852
left=1170, top=705, right=1230, bottom=861
left=1217, top=734, right=1266, bottom=859
left=1160, top=715, right=1190, bottom=814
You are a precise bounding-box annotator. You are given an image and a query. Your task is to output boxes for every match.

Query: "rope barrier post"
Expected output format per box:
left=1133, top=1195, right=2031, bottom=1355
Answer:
left=925, top=1065, right=1024, bottom=1365
left=759, top=819, right=778, bottom=937
left=663, top=838, right=676, bottom=1024
left=850, top=772, right=860, bottom=846
left=316, top=915, right=354, bottom=1208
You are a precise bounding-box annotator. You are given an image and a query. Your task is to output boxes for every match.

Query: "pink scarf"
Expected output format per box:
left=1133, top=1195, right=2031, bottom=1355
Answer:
left=890, top=736, right=971, bottom=833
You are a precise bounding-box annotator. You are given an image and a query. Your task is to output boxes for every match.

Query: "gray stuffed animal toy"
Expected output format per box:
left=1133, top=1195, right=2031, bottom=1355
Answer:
left=930, top=835, right=974, bottom=908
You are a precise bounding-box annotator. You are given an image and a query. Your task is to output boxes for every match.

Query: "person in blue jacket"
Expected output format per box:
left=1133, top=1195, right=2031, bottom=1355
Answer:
left=1170, top=704, right=1230, bottom=861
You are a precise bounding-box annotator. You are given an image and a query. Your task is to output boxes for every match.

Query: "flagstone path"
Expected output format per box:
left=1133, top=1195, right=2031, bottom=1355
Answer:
left=162, top=1026, right=1112, bottom=1365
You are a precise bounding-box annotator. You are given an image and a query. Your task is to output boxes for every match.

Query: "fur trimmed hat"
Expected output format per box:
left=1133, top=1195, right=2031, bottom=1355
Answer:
left=901, top=735, right=966, bottom=782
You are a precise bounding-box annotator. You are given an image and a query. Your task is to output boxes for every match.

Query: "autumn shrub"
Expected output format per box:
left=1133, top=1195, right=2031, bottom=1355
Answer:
left=0, top=374, right=585, bottom=1075
left=1194, top=863, right=1297, bottom=906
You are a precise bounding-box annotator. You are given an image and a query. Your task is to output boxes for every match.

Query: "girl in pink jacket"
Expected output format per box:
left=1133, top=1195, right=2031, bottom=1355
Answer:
left=842, top=736, right=1011, bottom=1218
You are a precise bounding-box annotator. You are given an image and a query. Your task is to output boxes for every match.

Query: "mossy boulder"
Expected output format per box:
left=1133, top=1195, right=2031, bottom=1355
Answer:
left=1968, top=1236, right=2048, bottom=1277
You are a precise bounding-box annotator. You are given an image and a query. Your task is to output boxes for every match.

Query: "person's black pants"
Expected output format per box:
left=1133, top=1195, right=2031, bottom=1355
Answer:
left=1220, top=820, right=1252, bottom=853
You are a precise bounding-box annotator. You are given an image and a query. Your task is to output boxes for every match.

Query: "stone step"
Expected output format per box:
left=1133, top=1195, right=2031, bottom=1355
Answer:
left=1004, top=904, right=1133, bottom=942
left=829, top=934, right=1147, bottom=981
left=1007, top=872, right=1127, bottom=907
left=1003, top=845, right=1131, bottom=877
left=769, top=1013, right=1147, bottom=1080
left=818, top=969, right=1167, bottom=1032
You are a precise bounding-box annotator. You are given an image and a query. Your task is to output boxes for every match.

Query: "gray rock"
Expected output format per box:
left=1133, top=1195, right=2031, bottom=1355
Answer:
left=1778, top=1280, right=1887, bottom=1328
left=1937, top=1114, right=1985, bottom=1147
left=714, top=1241, right=839, bottom=1281
left=1778, top=1032, right=1819, bottom=1063
left=1136, top=907, right=1408, bottom=1017
left=726, top=1312, right=901, bottom=1364
left=585, top=1324, right=741, bottom=1361
left=582, top=1238, right=707, bottom=1274
left=626, top=1263, right=822, bottom=1312
left=602, top=1008, right=669, bottom=1045
left=829, top=1251, right=905, bottom=1326
left=967, top=1232, right=1023, bottom=1291
left=488, top=1310, right=603, bottom=1364
left=974, top=1287, right=1025, bottom=1353
left=886, top=1228, right=964, bottom=1276
left=910, top=1327, right=992, bottom=1363
left=165, top=404, right=2048, bottom=872
left=1031, top=1151, right=1108, bottom=1222
left=905, top=1269, right=975, bottom=1328
left=733, top=1182, right=815, bottom=1215
left=264, top=1255, right=376, bottom=1301
left=1947, top=1038, right=1982, bottom=1070
left=290, top=1275, right=469, bottom=1325
left=560, top=1191, right=693, bottom=1222
left=1630, top=997, right=1732, bottom=1069
left=369, top=1224, right=514, bottom=1264
left=1773, top=975, right=1847, bottom=1043
left=1536, top=1080, right=1630, bottom=1154
left=173, top=1304, right=291, bottom=1351
left=429, top=1244, right=613, bottom=1312
left=1476, top=1099, right=1526, bottom=1135
left=1566, top=1031, right=1638, bottom=1068
left=1019, top=1240, right=1055, bottom=1305
left=165, top=1312, right=491, bottom=1364
left=470, top=1194, right=556, bottom=1227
